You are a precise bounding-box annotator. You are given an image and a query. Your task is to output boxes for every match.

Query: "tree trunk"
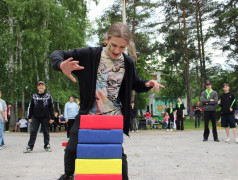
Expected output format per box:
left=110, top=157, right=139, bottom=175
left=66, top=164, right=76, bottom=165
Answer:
left=195, top=0, right=203, bottom=93
left=182, top=6, right=193, bottom=120
left=198, top=3, right=206, bottom=89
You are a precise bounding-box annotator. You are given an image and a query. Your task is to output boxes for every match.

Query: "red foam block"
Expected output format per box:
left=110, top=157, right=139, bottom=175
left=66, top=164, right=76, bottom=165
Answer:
left=62, top=142, right=68, bottom=146
left=80, top=115, right=123, bottom=130
left=75, top=174, right=122, bottom=180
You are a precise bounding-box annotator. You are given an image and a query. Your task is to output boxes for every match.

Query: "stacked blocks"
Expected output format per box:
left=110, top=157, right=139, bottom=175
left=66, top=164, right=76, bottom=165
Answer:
left=75, top=115, right=123, bottom=180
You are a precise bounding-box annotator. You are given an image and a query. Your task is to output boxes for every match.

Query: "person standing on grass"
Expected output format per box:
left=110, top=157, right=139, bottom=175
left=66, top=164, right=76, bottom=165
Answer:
left=0, top=90, right=7, bottom=150
left=130, top=102, right=138, bottom=132
left=175, top=97, right=185, bottom=131
left=64, top=96, right=79, bottom=138
left=193, top=101, right=203, bottom=128
left=166, top=103, right=175, bottom=131
left=201, top=81, right=219, bottom=142
left=5, top=103, right=12, bottom=132
left=51, top=22, right=164, bottom=180
left=218, top=83, right=238, bottom=143
left=24, top=81, right=55, bottom=153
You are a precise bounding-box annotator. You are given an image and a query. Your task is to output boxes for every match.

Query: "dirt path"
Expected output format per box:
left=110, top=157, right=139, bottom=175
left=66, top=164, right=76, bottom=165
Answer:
left=0, top=129, right=237, bottom=180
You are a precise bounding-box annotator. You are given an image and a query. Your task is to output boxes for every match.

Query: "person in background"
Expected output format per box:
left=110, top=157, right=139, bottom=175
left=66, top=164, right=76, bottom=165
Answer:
left=18, top=117, right=28, bottom=132
left=163, top=112, right=169, bottom=129
left=5, top=103, right=12, bottom=132
left=144, top=111, right=154, bottom=130
left=50, top=112, right=59, bottom=132
left=24, top=81, right=55, bottom=153
left=59, top=114, right=67, bottom=132
left=0, top=90, right=7, bottom=150
left=218, top=83, right=238, bottom=143
left=201, top=81, right=219, bottom=142
left=64, top=96, right=79, bottom=138
left=193, top=101, right=203, bottom=128
left=166, top=103, right=175, bottom=131
left=130, top=102, right=138, bottom=132
left=75, top=97, right=80, bottom=110
left=175, top=97, right=185, bottom=131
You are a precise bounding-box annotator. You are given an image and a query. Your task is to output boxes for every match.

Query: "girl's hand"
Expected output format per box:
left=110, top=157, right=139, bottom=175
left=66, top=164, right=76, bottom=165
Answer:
left=60, top=57, right=84, bottom=82
left=145, top=80, right=165, bottom=92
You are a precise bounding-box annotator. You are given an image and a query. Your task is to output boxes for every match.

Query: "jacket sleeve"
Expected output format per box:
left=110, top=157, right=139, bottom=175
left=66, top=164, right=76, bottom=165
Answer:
left=131, top=61, right=152, bottom=93
left=51, top=50, right=75, bottom=71
left=64, top=103, right=68, bottom=119
left=28, top=97, right=34, bottom=119
left=219, top=95, right=223, bottom=107
left=209, top=91, right=218, bottom=104
left=49, top=95, right=55, bottom=119
left=201, top=91, right=210, bottom=104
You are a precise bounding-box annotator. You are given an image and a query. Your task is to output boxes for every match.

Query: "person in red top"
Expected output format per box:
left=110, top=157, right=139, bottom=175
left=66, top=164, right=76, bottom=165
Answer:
left=5, top=103, right=12, bottom=132
left=144, top=111, right=154, bottom=129
left=193, top=101, right=203, bottom=128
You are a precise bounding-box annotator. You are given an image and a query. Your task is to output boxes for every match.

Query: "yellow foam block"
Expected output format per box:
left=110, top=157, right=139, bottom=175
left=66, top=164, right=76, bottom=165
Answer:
left=75, top=159, right=122, bottom=174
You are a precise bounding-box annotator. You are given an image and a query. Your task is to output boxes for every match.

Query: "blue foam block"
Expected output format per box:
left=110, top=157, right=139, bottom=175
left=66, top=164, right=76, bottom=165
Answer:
left=77, top=144, right=122, bottom=159
left=78, top=129, right=123, bottom=144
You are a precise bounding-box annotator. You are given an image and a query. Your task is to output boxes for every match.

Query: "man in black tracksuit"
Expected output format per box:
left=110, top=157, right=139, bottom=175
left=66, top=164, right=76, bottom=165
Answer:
left=218, top=83, right=238, bottom=143
left=201, top=81, right=219, bottom=142
left=175, top=97, right=185, bottom=130
left=25, top=81, right=54, bottom=152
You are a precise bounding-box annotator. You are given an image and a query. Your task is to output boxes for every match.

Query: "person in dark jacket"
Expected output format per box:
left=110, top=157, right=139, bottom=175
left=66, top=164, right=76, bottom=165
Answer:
left=175, top=97, right=185, bottom=131
left=24, top=81, right=54, bottom=153
left=218, top=83, right=238, bottom=143
left=51, top=22, right=164, bottom=180
left=130, top=102, right=138, bottom=132
left=166, top=103, right=175, bottom=131
left=193, top=101, right=203, bottom=128
left=201, top=81, right=219, bottom=142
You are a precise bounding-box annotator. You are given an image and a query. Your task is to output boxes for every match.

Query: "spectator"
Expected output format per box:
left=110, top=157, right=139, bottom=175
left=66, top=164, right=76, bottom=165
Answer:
left=64, top=96, right=79, bottom=138
left=166, top=103, right=175, bottom=131
left=218, top=83, right=238, bottom=143
left=59, top=114, right=67, bottom=132
left=75, top=97, right=80, bottom=110
left=18, top=117, right=28, bottom=132
left=5, top=103, right=12, bottom=132
left=130, top=102, right=138, bottom=132
left=0, top=90, right=7, bottom=150
left=24, top=81, right=55, bottom=153
left=144, top=111, right=154, bottom=130
left=50, top=112, right=59, bottom=132
left=163, top=112, right=169, bottom=129
left=193, top=101, right=203, bottom=128
left=157, top=114, right=166, bottom=129
left=175, top=97, right=185, bottom=131
left=235, top=111, right=238, bottom=126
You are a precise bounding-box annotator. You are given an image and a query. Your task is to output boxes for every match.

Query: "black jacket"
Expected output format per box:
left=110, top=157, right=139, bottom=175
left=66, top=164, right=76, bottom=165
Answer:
left=51, top=46, right=151, bottom=135
left=130, top=106, right=137, bottom=118
left=166, top=107, right=175, bottom=120
left=175, top=103, right=185, bottom=116
left=219, top=92, right=236, bottom=114
left=28, top=92, right=54, bottom=119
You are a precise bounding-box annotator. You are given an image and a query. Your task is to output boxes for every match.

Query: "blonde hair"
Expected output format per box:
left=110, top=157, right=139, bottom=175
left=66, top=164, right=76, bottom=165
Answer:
left=105, top=22, right=137, bottom=60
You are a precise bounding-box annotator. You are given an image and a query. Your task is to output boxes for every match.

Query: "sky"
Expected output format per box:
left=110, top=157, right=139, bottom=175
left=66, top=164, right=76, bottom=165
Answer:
left=86, top=0, right=232, bottom=68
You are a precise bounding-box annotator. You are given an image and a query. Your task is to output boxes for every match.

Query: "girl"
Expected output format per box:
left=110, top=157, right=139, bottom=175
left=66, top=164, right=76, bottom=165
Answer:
left=166, top=103, right=175, bottom=131
left=164, top=112, right=169, bottom=130
left=51, top=22, right=164, bottom=180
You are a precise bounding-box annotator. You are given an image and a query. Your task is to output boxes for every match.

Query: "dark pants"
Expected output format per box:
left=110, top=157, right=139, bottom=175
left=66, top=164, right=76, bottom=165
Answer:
left=67, top=119, right=75, bottom=138
left=195, top=114, right=201, bottom=128
left=49, top=121, right=58, bottom=132
left=59, top=123, right=67, bottom=131
left=64, top=114, right=129, bottom=180
left=28, top=117, right=50, bottom=149
left=5, top=116, right=10, bottom=131
left=203, top=111, right=218, bottom=140
left=176, top=115, right=184, bottom=130
left=20, top=127, right=27, bottom=132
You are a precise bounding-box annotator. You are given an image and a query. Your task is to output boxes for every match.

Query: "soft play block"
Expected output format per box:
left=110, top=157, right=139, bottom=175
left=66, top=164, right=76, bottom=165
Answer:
left=75, top=159, right=122, bottom=174
left=80, top=115, right=123, bottom=129
left=62, top=142, right=67, bottom=146
left=75, top=174, right=122, bottom=180
left=78, top=129, right=123, bottom=144
left=77, top=144, right=122, bottom=159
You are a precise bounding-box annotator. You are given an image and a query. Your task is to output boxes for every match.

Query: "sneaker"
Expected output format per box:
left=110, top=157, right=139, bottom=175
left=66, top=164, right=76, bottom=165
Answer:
left=214, top=139, right=220, bottom=142
left=45, top=144, right=52, bottom=152
left=203, top=139, right=208, bottom=142
left=167, top=129, right=169, bottom=131
left=131, top=130, right=135, bottom=133
left=58, top=174, right=73, bottom=180
left=136, top=130, right=139, bottom=132
left=225, top=138, right=231, bottom=143
left=5, top=131, right=9, bottom=133
left=170, top=129, right=173, bottom=131
left=24, top=146, right=33, bottom=153
left=0, top=146, right=2, bottom=150
left=235, top=138, right=238, bottom=143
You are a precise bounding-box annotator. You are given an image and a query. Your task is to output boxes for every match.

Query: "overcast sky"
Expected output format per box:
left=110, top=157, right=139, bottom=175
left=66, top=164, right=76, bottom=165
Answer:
left=87, top=0, right=232, bottom=68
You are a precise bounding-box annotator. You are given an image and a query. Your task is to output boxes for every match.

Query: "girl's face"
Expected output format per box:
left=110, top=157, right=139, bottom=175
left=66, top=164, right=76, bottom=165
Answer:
left=105, top=36, right=128, bottom=59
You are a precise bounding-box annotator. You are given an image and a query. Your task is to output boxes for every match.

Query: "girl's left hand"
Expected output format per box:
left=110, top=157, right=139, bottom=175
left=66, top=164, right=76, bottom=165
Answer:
left=145, top=80, right=165, bottom=92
